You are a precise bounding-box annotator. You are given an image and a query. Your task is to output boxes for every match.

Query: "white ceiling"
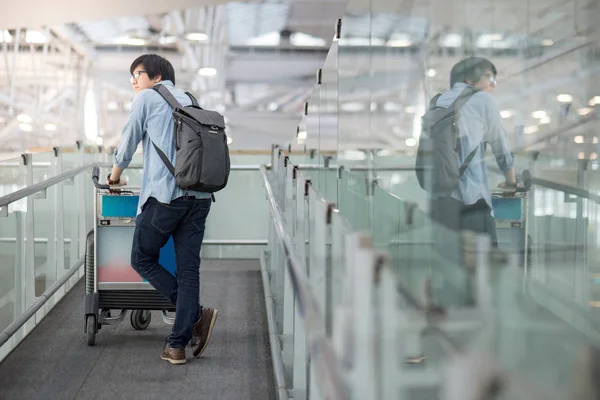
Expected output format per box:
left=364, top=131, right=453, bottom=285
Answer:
left=0, top=0, right=598, bottom=159
left=0, top=0, right=234, bottom=30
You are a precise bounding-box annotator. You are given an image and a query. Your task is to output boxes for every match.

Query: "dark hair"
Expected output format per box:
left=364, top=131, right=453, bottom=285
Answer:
left=449, top=57, right=497, bottom=88
left=130, top=54, right=176, bottom=85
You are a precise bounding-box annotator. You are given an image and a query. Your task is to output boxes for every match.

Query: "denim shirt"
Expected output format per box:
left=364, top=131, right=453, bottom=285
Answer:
left=432, top=83, right=514, bottom=211
left=113, top=80, right=211, bottom=215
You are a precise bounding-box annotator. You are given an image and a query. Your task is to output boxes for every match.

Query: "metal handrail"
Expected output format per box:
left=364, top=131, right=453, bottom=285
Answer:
left=259, top=164, right=347, bottom=400
left=95, top=163, right=267, bottom=171
left=0, top=258, right=84, bottom=347
left=531, top=177, right=600, bottom=204
left=0, top=163, right=95, bottom=208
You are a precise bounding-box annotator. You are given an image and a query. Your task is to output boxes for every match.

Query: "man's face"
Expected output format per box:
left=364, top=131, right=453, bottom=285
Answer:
left=472, top=70, right=497, bottom=93
left=130, top=64, right=160, bottom=93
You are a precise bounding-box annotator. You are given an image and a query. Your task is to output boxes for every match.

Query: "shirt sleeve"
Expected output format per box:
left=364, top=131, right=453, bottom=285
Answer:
left=482, top=93, right=514, bottom=172
left=114, top=91, right=148, bottom=169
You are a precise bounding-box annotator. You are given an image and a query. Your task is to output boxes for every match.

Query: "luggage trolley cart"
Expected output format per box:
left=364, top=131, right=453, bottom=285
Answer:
left=491, top=170, right=533, bottom=268
left=84, top=167, right=177, bottom=346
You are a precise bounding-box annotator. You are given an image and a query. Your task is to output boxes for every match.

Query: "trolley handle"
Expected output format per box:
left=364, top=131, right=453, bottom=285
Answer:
left=92, top=166, right=110, bottom=190
left=513, top=169, right=532, bottom=193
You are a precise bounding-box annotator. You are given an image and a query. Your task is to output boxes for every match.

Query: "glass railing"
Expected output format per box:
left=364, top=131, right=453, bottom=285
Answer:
left=266, top=148, right=600, bottom=399
left=0, top=149, right=272, bottom=364
left=0, top=146, right=100, bottom=362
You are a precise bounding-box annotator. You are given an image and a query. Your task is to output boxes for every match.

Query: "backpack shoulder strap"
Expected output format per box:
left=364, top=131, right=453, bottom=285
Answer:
left=450, top=86, right=479, bottom=112
left=428, top=93, right=442, bottom=109
left=459, top=145, right=479, bottom=177
left=152, top=84, right=183, bottom=110
left=186, top=92, right=200, bottom=108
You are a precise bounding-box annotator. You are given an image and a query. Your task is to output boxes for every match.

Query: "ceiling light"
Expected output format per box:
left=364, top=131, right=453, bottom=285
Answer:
left=557, top=94, right=573, bottom=103
left=226, top=136, right=232, bottom=145
left=574, top=135, right=585, bottom=144
left=531, top=110, right=547, bottom=119
left=589, top=96, right=600, bottom=106
left=44, top=123, right=56, bottom=131
left=198, top=67, right=217, bottom=77
left=340, top=102, right=365, bottom=112
left=25, top=30, right=48, bottom=44
left=297, top=131, right=307, bottom=139
left=95, top=137, right=103, bottom=146
left=384, top=102, right=402, bottom=112
left=426, top=69, right=436, bottom=77
left=290, top=32, right=326, bottom=47
left=387, top=39, right=412, bottom=47
left=185, top=32, right=208, bottom=42
left=107, top=101, right=119, bottom=111
left=19, top=123, right=32, bottom=132
left=500, top=110, right=513, bottom=119
left=578, top=108, right=593, bottom=116
left=159, top=36, right=177, bottom=45
left=539, top=116, right=551, bottom=124
left=405, top=138, right=417, bottom=147
left=524, top=125, right=539, bottom=134
left=405, top=106, right=416, bottom=113
left=17, top=114, right=32, bottom=123
left=541, top=39, right=554, bottom=46
left=579, top=152, right=586, bottom=160
left=1, top=30, right=12, bottom=43
left=114, top=36, right=146, bottom=46
left=592, top=153, right=598, bottom=160
left=441, top=33, right=463, bottom=48
left=268, top=102, right=279, bottom=112
left=594, top=137, right=598, bottom=144
left=481, top=33, right=503, bottom=41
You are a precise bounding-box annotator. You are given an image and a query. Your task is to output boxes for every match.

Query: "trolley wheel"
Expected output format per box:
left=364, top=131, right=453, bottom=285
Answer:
left=86, top=315, right=97, bottom=346
left=130, top=310, right=152, bottom=330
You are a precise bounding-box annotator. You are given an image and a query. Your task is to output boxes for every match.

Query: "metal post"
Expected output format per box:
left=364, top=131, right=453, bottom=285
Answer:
left=22, top=153, right=36, bottom=317
left=13, top=211, right=24, bottom=343
left=348, top=232, right=377, bottom=400
left=54, top=148, right=66, bottom=298
left=77, top=142, right=86, bottom=279
left=575, top=159, right=588, bottom=306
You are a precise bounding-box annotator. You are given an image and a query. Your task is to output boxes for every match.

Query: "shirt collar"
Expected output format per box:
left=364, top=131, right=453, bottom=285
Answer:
left=452, top=82, right=472, bottom=89
left=154, top=80, right=174, bottom=87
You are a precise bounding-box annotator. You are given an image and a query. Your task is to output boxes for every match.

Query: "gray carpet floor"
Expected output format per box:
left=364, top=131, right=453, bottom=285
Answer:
left=0, top=259, right=275, bottom=400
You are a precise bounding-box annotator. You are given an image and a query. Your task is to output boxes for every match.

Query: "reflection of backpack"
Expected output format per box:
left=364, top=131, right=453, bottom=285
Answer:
left=151, top=84, right=230, bottom=193
left=415, top=87, right=479, bottom=193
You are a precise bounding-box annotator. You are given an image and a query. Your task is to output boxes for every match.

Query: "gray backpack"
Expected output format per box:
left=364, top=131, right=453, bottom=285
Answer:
left=415, top=87, right=479, bottom=193
left=151, top=84, right=230, bottom=193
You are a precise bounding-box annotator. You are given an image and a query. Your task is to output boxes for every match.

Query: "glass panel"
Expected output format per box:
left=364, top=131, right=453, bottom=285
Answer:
left=0, top=208, right=21, bottom=333
left=0, top=156, right=26, bottom=197
left=32, top=191, right=54, bottom=296
left=30, top=151, right=56, bottom=184
left=202, top=169, right=269, bottom=259
left=337, top=169, right=370, bottom=230
left=61, top=178, right=77, bottom=270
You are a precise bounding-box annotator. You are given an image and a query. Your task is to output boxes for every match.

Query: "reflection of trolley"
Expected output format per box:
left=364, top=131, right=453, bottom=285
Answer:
left=84, top=167, right=177, bottom=346
left=491, top=170, right=532, bottom=267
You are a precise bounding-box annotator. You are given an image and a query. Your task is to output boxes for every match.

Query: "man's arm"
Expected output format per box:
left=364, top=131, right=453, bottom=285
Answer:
left=483, top=95, right=517, bottom=186
left=108, top=92, right=147, bottom=183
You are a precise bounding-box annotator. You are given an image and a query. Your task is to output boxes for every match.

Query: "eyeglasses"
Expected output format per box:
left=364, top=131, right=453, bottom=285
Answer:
left=483, top=73, right=497, bottom=84
left=130, top=70, right=147, bottom=83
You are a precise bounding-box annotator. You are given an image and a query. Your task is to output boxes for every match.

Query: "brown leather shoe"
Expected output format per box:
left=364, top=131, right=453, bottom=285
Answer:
left=192, top=308, right=218, bottom=358
left=160, top=343, right=186, bottom=365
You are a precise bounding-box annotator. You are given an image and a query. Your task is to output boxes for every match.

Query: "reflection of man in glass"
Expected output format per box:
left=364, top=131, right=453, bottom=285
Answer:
left=430, top=57, right=516, bottom=247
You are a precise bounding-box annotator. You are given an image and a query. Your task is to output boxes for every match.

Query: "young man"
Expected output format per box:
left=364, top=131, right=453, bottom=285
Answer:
left=107, top=54, right=218, bottom=365
left=430, top=57, right=517, bottom=247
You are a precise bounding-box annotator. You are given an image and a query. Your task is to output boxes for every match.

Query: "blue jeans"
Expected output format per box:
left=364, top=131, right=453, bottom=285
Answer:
left=131, top=196, right=211, bottom=348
